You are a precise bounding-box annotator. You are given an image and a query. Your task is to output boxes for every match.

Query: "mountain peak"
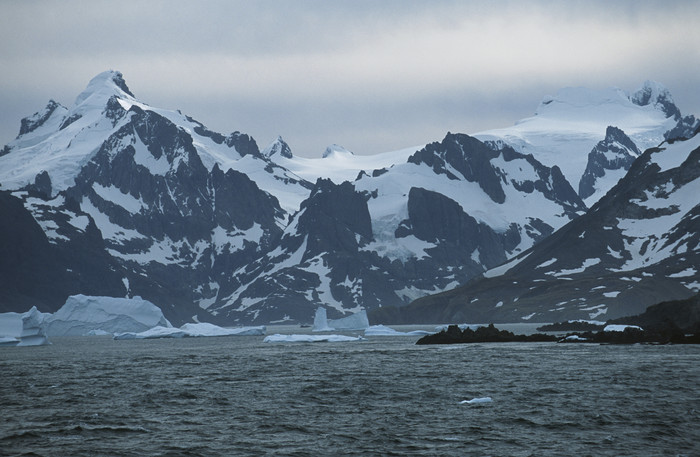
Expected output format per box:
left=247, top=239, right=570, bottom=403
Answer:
left=631, top=80, right=680, bottom=120
left=262, top=136, right=293, bottom=159
left=322, top=144, right=354, bottom=159
left=73, top=70, right=136, bottom=108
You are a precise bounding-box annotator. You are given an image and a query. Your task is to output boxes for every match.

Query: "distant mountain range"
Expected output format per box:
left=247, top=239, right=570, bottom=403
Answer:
left=1, top=71, right=697, bottom=325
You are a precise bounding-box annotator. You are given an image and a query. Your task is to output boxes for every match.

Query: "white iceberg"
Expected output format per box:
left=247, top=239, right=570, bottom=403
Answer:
left=561, top=334, right=589, bottom=342
left=364, top=324, right=432, bottom=336
left=0, top=306, right=51, bottom=346
left=603, top=324, right=643, bottom=332
left=45, top=295, right=172, bottom=336
left=312, top=307, right=369, bottom=332
left=114, top=322, right=266, bottom=340
left=263, top=334, right=365, bottom=343
left=114, top=326, right=186, bottom=340
left=460, top=397, right=493, bottom=405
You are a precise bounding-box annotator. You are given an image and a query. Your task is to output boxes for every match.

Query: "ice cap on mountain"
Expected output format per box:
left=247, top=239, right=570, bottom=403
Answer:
left=322, top=144, right=354, bottom=158
left=73, top=70, right=135, bottom=108
left=631, top=80, right=681, bottom=119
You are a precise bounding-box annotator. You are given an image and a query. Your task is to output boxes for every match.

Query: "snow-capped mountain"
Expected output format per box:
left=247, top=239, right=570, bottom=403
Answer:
left=578, top=126, right=641, bottom=205
left=374, top=127, right=700, bottom=324
left=1, top=71, right=695, bottom=325
left=0, top=71, right=308, bottom=322
left=475, top=81, right=683, bottom=204
left=263, top=136, right=423, bottom=185
left=210, top=132, right=586, bottom=323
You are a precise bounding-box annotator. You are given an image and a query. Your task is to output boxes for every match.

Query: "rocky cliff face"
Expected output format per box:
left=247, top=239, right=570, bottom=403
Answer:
left=579, top=126, right=641, bottom=204
left=372, top=130, right=700, bottom=324
left=1, top=72, right=696, bottom=325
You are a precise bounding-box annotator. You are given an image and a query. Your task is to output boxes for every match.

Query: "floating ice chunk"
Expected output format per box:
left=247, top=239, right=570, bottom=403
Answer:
left=18, top=307, right=50, bottom=346
left=460, top=397, right=493, bottom=405
left=364, top=325, right=432, bottom=336
left=0, top=336, right=20, bottom=346
left=312, top=307, right=369, bottom=331
left=114, top=322, right=266, bottom=340
left=179, top=322, right=266, bottom=337
left=0, top=307, right=50, bottom=346
left=263, top=334, right=365, bottom=343
left=603, top=324, right=642, bottom=332
left=561, top=335, right=589, bottom=342
left=312, top=307, right=334, bottom=331
left=114, top=326, right=186, bottom=340
left=46, top=295, right=172, bottom=336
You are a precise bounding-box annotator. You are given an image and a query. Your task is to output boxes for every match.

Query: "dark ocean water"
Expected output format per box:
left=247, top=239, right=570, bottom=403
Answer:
left=1, top=326, right=699, bottom=457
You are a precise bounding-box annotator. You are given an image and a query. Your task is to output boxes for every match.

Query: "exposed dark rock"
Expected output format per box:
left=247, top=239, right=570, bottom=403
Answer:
left=25, top=171, right=52, bottom=198
left=416, top=324, right=558, bottom=345
left=560, top=322, right=696, bottom=344
left=408, top=133, right=506, bottom=203
left=225, top=131, right=261, bottom=158
left=665, top=115, right=700, bottom=143
left=59, top=113, right=82, bottom=130
left=607, top=293, right=700, bottom=333
left=111, top=71, right=135, bottom=97
left=631, top=81, right=681, bottom=120
left=579, top=126, right=640, bottom=200
left=18, top=100, right=65, bottom=137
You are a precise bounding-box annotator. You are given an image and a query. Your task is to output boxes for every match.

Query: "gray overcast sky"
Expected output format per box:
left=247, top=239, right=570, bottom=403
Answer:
left=1, top=0, right=699, bottom=157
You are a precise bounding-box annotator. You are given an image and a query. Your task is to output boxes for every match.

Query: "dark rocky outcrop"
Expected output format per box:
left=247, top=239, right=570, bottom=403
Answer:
left=18, top=100, right=66, bottom=137
left=416, top=324, right=558, bottom=345
left=579, top=126, right=640, bottom=200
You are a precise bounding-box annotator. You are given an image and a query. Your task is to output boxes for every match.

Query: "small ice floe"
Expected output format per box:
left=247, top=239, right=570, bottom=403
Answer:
left=460, top=397, right=493, bottom=405
left=114, top=323, right=266, bottom=340
left=364, top=325, right=431, bottom=336
left=263, top=334, right=365, bottom=343
left=561, top=334, right=588, bottom=342
left=603, top=324, right=642, bottom=332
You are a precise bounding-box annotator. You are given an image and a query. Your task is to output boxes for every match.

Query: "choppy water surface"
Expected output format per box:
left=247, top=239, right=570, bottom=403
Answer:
left=1, top=327, right=699, bottom=456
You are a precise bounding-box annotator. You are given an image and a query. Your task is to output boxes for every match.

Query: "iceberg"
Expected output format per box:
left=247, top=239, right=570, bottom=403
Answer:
left=312, top=307, right=370, bottom=332
left=364, top=324, right=432, bottom=336
left=114, top=323, right=266, bottom=340
left=114, top=326, right=186, bottom=340
left=0, top=307, right=51, bottom=347
left=603, top=324, right=643, bottom=332
left=263, top=334, right=365, bottom=343
left=45, top=295, right=172, bottom=336
left=460, top=397, right=493, bottom=405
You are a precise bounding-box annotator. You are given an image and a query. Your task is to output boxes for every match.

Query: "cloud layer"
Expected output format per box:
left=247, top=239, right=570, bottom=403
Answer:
left=1, top=0, right=698, bottom=156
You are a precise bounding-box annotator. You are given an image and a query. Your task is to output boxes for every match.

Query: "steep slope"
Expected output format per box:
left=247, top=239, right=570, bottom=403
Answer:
left=0, top=190, right=124, bottom=313
left=212, top=133, right=586, bottom=323
left=374, top=129, right=700, bottom=324
left=475, top=81, right=682, bottom=204
left=0, top=71, right=307, bottom=324
left=578, top=126, right=641, bottom=205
